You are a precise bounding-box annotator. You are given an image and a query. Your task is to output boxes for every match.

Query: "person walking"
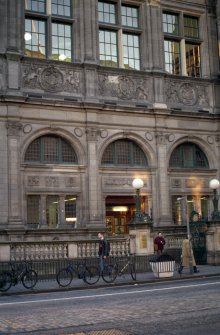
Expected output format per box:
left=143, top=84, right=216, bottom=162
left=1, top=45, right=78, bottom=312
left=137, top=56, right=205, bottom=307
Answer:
left=154, top=232, right=166, bottom=255
left=178, top=237, right=199, bottom=274
left=98, top=232, right=108, bottom=273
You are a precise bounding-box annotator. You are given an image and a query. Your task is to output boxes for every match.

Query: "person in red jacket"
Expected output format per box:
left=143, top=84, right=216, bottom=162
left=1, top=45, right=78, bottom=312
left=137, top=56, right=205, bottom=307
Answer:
left=154, top=232, right=166, bottom=255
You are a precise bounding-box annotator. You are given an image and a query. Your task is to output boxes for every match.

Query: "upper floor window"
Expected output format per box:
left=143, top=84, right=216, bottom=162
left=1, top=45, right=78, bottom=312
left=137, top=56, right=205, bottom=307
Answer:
left=24, top=0, right=73, bottom=62
left=98, top=1, right=141, bottom=70
left=169, top=143, right=209, bottom=169
left=101, top=139, right=148, bottom=167
left=163, top=12, right=201, bottom=77
left=24, top=135, right=78, bottom=164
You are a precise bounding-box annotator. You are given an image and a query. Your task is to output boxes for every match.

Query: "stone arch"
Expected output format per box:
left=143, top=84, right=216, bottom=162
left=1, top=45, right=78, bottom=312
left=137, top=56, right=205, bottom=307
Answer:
left=167, top=136, right=215, bottom=169
left=20, top=127, right=86, bottom=165
left=98, top=132, right=156, bottom=167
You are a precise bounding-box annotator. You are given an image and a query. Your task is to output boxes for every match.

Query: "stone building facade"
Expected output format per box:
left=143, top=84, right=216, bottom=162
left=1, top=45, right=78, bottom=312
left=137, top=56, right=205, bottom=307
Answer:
left=0, top=0, right=220, bottom=241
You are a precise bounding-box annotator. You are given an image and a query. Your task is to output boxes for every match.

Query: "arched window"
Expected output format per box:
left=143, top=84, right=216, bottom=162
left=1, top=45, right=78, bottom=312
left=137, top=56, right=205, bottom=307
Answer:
left=169, top=142, right=209, bottom=168
left=24, top=135, right=78, bottom=164
left=101, top=139, right=148, bottom=166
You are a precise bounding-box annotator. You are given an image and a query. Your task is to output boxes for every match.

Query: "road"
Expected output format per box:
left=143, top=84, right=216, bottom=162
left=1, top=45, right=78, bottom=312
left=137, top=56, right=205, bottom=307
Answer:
left=0, top=277, right=220, bottom=335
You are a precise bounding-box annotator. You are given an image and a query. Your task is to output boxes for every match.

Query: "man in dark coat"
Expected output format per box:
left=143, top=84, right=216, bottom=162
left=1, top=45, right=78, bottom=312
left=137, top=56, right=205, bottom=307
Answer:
left=98, top=232, right=108, bottom=272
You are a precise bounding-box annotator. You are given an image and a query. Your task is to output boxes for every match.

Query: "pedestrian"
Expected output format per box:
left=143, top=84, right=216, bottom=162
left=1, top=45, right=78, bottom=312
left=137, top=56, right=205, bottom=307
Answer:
left=98, top=232, right=108, bottom=273
left=178, top=237, right=199, bottom=274
left=154, top=232, right=166, bottom=255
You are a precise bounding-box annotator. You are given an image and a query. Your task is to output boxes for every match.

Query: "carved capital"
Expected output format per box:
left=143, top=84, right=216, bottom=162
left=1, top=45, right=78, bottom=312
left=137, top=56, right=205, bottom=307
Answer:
left=6, top=121, right=22, bottom=136
left=86, top=127, right=100, bottom=141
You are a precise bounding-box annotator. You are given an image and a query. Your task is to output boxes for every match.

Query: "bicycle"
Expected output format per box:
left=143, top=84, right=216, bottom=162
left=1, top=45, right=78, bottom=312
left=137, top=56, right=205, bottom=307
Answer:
left=0, top=261, right=38, bottom=292
left=102, top=255, right=136, bottom=283
left=56, top=259, right=100, bottom=287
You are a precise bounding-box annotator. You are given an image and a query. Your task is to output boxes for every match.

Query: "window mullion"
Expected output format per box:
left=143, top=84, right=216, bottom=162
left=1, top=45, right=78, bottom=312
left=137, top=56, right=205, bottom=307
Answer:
left=180, top=38, right=187, bottom=76
left=118, top=28, right=123, bottom=68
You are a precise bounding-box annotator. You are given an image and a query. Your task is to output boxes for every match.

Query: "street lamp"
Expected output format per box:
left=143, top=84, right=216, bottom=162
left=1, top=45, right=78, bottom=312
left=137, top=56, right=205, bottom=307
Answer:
left=132, top=178, right=144, bottom=223
left=209, top=178, right=220, bottom=220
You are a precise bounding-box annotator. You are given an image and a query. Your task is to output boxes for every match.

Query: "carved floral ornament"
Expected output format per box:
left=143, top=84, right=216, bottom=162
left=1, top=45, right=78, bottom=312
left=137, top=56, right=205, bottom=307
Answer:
left=166, top=81, right=209, bottom=106
left=22, top=63, right=80, bottom=93
left=99, top=74, right=149, bottom=100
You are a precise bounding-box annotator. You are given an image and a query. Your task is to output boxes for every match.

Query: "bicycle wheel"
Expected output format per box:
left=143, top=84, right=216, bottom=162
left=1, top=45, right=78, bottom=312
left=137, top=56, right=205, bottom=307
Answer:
left=0, top=271, right=12, bottom=292
left=83, top=266, right=100, bottom=285
left=22, top=270, right=38, bottom=289
left=130, top=262, right=136, bottom=281
left=102, top=264, right=117, bottom=283
left=56, top=268, right=73, bottom=287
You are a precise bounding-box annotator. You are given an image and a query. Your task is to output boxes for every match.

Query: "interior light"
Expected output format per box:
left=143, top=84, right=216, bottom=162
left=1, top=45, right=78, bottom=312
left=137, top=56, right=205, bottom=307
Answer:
left=112, top=206, right=128, bottom=212
left=24, top=32, right=32, bottom=41
left=66, top=217, right=77, bottom=222
left=59, top=54, right=67, bottom=61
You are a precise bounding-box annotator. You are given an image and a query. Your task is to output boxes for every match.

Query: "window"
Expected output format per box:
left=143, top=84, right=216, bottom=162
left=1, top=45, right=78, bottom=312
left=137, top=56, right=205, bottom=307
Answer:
left=169, top=143, right=209, bottom=168
left=27, top=195, right=40, bottom=225
left=24, top=135, right=78, bottom=164
left=98, top=1, right=141, bottom=70
left=25, top=0, right=73, bottom=62
left=101, top=140, right=147, bottom=166
left=163, top=12, right=201, bottom=77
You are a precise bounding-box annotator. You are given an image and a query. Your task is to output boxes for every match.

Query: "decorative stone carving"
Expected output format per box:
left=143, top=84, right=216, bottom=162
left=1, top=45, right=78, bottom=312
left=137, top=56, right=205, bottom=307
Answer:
left=165, top=80, right=209, bottom=107
left=45, top=176, right=59, bottom=187
left=65, top=177, right=77, bottom=187
left=22, top=62, right=80, bottom=93
left=105, top=178, right=140, bottom=187
left=86, top=127, right=100, bottom=141
left=6, top=121, right=22, bottom=136
left=27, top=176, right=39, bottom=186
left=171, top=179, right=181, bottom=188
left=207, top=136, right=214, bottom=144
left=99, top=74, right=149, bottom=101
left=100, top=129, right=108, bottom=138
left=148, top=0, right=161, bottom=6
left=145, top=132, right=153, bottom=141
left=74, top=128, right=83, bottom=137
left=40, top=66, right=64, bottom=92
left=23, top=124, right=32, bottom=134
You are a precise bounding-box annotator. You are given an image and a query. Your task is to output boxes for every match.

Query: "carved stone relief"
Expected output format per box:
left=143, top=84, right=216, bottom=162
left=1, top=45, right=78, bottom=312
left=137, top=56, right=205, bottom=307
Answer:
left=98, top=74, right=149, bottom=101
left=45, top=176, right=59, bottom=187
left=165, top=80, right=209, bottom=107
left=22, top=63, right=80, bottom=93
left=185, top=179, right=205, bottom=188
left=86, top=127, right=100, bottom=141
left=65, top=177, right=77, bottom=187
left=104, top=178, right=147, bottom=188
left=171, top=179, right=181, bottom=188
left=27, top=176, right=39, bottom=186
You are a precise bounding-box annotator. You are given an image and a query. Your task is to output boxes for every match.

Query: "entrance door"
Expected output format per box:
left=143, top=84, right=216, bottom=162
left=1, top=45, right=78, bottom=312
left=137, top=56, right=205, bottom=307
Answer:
left=105, top=195, right=146, bottom=236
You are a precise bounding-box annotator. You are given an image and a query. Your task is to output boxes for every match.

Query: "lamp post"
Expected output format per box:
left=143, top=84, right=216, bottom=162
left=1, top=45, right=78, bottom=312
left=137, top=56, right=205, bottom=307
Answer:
left=132, top=178, right=144, bottom=223
left=209, top=178, right=220, bottom=220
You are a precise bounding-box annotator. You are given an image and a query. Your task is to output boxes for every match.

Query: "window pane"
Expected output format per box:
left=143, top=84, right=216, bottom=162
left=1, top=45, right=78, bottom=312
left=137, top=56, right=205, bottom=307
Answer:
left=169, top=143, right=208, bottom=168
left=52, top=22, right=72, bottom=62
left=122, top=5, right=138, bottom=28
left=51, top=0, right=71, bottom=17
left=123, top=33, right=140, bottom=70
left=184, top=16, right=199, bottom=38
left=99, top=30, right=118, bottom=67
left=163, top=13, right=179, bottom=35
left=27, top=195, right=40, bottom=225
left=185, top=43, right=200, bottom=77
left=24, top=19, right=46, bottom=58
left=98, top=1, right=116, bottom=24
left=164, top=40, right=180, bottom=75
left=25, top=0, right=46, bottom=13
left=65, top=195, right=77, bottom=224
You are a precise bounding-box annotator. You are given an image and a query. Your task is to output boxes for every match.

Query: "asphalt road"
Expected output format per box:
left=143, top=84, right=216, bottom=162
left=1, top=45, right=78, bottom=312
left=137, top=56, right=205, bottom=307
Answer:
left=0, top=276, right=220, bottom=335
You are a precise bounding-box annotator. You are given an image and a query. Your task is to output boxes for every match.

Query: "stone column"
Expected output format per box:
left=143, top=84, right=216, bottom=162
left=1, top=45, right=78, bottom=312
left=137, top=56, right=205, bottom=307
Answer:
left=6, top=120, right=23, bottom=228
left=58, top=195, right=65, bottom=228
left=86, top=127, right=102, bottom=227
left=6, top=0, right=23, bottom=91
left=155, top=133, right=171, bottom=225
left=40, top=195, right=47, bottom=228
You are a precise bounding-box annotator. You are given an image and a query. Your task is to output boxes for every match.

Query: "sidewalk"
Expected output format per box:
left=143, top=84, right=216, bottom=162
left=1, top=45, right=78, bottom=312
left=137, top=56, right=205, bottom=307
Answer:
left=1, top=264, right=220, bottom=296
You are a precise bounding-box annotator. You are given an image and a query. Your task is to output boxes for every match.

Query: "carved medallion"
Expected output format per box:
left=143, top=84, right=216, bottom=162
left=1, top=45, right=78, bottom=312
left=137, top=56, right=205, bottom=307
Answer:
left=40, top=66, right=64, bottom=92
left=178, top=83, right=197, bottom=106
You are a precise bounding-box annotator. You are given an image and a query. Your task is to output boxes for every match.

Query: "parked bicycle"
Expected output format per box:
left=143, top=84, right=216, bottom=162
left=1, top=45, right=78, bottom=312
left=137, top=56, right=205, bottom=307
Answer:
left=56, top=259, right=100, bottom=287
left=0, top=261, right=38, bottom=292
left=102, top=255, right=136, bottom=283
